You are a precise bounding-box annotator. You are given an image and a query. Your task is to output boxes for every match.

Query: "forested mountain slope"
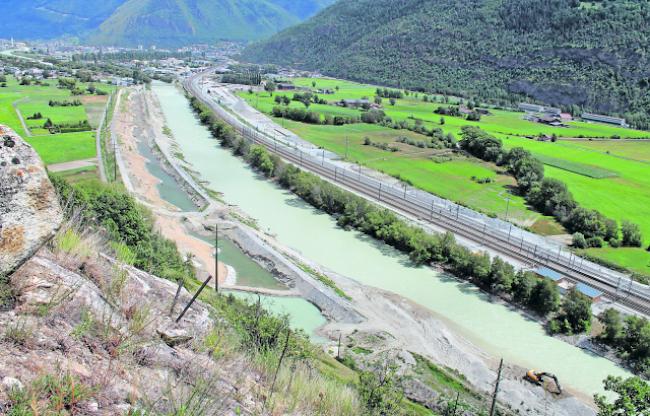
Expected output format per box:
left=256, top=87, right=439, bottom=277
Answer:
left=1, top=0, right=335, bottom=46
left=243, top=0, right=650, bottom=128
left=0, top=0, right=125, bottom=40
left=87, top=0, right=335, bottom=46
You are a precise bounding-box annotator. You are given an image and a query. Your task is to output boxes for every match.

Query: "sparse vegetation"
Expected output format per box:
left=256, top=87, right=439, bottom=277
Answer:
left=5, top=370, right=94, bottom=415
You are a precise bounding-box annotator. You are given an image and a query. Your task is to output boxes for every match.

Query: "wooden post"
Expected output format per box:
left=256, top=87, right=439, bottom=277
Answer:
left=337, top=332, right=342, bottom=360
left=176, top=275, right=212, bottom=323
left=113, top=135, right=117, bottom=182
left=489, top=358, right=504, bottom=416
left=215, top=226, right=220, bottom=292
left=266, top=330, right=291, bottom=409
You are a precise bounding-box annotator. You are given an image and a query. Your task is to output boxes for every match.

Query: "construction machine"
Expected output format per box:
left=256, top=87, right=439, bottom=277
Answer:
left=525, top=370, right=562, bottom=395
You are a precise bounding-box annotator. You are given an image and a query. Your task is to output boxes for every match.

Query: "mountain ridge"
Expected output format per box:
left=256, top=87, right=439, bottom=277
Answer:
left=1, top=0, right=335, bottom=46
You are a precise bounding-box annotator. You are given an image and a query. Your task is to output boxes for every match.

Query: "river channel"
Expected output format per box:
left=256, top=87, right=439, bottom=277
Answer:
left=152, top=81, right=631, bottom=397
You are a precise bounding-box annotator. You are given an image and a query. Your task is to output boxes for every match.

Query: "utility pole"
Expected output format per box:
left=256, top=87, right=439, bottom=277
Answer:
left=113, top=136, right=117, bottom=182
left=345, top=136, right=349, bottom=160
left=489, top=358, right=504, bottom=416
left=452, top=391, right=460, bottom=416
left=337, top=332, right=342, bottom=360
left=215, top=226, right=219, bottom=293
left=504, top=197, right=511, bottom=220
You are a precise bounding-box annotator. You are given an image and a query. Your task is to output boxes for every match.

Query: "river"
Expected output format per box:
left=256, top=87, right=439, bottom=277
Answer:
left=152, top=82, right=631, bottom=397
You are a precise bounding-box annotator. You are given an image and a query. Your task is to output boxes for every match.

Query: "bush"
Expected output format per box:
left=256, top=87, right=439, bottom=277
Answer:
left=572, top=232, right=587, bottom=249
left=586, top=236, right=604, bottom=248
left=622, top=221, right=643, bottom=247
left=528, top=279, right=560, bottom=316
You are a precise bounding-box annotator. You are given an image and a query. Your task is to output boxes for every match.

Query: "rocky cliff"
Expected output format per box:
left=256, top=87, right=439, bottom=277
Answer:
left=0, top=126, right=62, bottom=277
left=0, top=128, right=259, bottom=414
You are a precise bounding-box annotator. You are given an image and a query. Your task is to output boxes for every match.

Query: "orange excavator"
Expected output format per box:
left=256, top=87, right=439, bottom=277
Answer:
left=525, top=370, right=562, bottom=395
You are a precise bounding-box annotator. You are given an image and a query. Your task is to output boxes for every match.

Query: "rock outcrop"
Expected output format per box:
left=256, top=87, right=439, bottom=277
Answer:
left=0, top=126, right=62, bottom=276
left=0, top=252, right=260, bottom=415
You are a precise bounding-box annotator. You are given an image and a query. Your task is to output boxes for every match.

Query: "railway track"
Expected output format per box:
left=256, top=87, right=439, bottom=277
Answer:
left=185, top=76, right=650, bottom=316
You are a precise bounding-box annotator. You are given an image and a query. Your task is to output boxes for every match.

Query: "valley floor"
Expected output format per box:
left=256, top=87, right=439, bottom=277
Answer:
left=109, top=81, right=629, bottom=415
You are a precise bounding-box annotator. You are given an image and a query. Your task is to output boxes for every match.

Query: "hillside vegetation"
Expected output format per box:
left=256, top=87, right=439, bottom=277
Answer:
left=1, top=0, right=335, bottom=46
left=243, top=0, right=650, bottom=129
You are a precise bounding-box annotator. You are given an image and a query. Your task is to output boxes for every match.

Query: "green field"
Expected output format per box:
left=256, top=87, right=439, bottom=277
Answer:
left=0, top=76, right=114, bottom=166
left=239, top=77, right=650, bottom=272
left=286, top=78, right=650, bottom=140
left=26, top=131, right=97, bottom=164
left=284, top=120, right=542, bottom=226
left=564, top=140, right=650, bottom=163
left=582, top=247, right=650, bottom=278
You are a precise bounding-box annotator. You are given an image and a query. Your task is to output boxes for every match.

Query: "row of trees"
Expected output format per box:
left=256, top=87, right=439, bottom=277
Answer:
left=271, top=106, right=322, bottom=124
left=459, top=126, right=644, bottom=248
left=289, top=91, right=327, bottom=106
left=43, top=119, right=91, bottom=133
left=221, top=71, right=261, bottom=86
left=376, top=88, right=403, bottom=99
left=48, top=99, right=82, bottom=107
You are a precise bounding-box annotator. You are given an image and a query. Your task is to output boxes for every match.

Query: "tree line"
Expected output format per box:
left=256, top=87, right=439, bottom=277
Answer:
left=49, top=99, right=82, bottom=107
left=221, top=71, right=261, bottom=86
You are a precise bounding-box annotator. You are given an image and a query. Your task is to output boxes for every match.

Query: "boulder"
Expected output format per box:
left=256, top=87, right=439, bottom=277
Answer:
left=1, top=376, right=23, bottom=392
left=0, top=126, right=62, bottom=276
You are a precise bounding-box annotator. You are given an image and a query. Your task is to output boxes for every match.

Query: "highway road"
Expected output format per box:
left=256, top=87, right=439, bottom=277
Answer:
left=184, top=73, right=650, bottom=316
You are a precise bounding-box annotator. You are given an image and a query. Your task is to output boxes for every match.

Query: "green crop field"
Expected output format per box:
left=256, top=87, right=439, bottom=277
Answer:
left=533, top=154, right=618, bottom=179
left=239, top=76, right=650, bottom=273
left=26, top=131, right=97, bottom=165
left=0, top=76, right=114, bottom=166
left=565, top=140, right=650, bottom=164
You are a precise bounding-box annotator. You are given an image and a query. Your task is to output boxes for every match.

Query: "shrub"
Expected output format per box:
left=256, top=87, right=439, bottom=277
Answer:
left=50, top=176, right=193, bottom=282
left=622, top=221, right=643, bottom=247
left=572, top=232, right=587, bottom=249
left=586, top=236, right=604, bottom=248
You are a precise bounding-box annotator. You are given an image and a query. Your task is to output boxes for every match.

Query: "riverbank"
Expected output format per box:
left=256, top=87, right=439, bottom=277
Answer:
left=112, top=85, right=227, bottom=282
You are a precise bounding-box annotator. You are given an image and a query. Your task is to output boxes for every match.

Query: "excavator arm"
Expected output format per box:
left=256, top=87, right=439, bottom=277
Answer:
left=525, top=370, right=562, bottom=395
